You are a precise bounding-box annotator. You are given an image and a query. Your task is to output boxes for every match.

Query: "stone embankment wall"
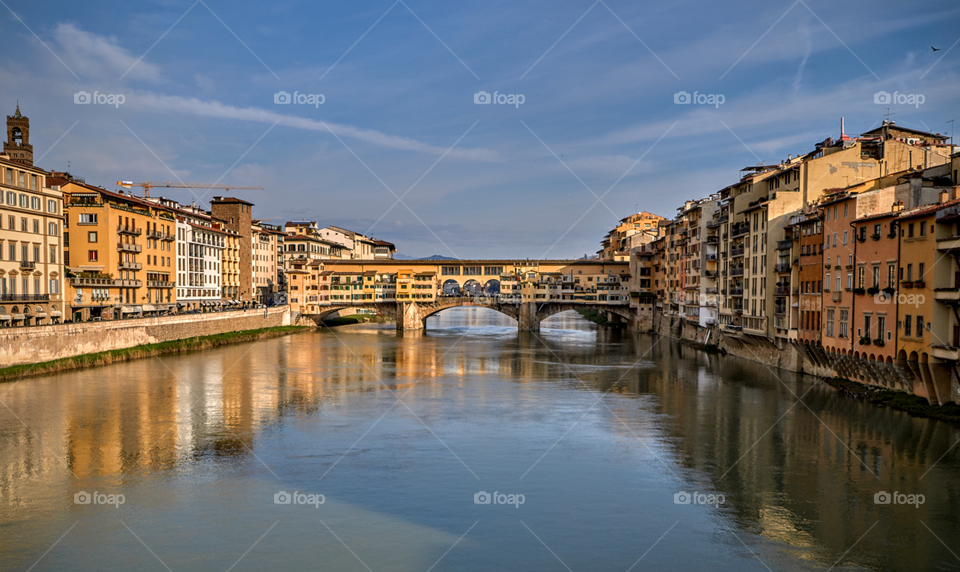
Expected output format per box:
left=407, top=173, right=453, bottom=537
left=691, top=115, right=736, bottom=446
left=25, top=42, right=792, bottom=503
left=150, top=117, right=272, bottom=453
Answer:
left=650, top=313, right=960, bottom=404
left=0, top=307, right=292, bottom=367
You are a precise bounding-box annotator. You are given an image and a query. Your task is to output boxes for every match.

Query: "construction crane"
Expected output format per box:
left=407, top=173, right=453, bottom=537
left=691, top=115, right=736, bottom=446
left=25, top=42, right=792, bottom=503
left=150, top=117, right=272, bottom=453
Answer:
left=116, top=181, right=264, bottom=198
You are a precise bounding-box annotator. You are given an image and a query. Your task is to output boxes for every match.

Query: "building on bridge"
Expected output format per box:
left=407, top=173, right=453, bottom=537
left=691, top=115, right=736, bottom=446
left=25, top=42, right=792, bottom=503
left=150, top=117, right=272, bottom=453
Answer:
left=597, top=211, right=666, bottom=260
left=290, top=259, right=633, bottom=330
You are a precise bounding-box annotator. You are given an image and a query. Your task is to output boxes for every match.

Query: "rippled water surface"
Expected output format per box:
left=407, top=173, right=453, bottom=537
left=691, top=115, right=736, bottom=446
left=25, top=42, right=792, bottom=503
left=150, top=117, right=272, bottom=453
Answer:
left=2, top=308, right=959, bottom=571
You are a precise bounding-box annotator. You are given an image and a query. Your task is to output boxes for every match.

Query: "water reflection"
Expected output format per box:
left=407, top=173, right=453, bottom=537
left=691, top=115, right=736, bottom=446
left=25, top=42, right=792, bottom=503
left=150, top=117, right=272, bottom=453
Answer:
left=0, top=308, right=958, bottom=571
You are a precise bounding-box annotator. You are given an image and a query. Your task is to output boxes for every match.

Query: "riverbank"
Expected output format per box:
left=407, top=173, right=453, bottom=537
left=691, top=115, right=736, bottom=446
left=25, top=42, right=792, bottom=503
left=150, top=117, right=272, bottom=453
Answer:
left=823, top=376, right=960, bottom=425
left=0, top=325, right=309, bottom=383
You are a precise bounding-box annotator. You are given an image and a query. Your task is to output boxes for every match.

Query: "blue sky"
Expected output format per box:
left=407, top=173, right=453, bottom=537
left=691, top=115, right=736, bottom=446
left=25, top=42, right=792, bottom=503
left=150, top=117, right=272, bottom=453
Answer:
left=2, top=0, right=958, bottom=258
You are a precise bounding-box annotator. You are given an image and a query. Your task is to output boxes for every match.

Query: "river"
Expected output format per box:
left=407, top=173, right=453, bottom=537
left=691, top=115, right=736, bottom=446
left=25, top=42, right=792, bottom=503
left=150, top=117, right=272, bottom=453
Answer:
left=1, top=308, right=959, bottom=571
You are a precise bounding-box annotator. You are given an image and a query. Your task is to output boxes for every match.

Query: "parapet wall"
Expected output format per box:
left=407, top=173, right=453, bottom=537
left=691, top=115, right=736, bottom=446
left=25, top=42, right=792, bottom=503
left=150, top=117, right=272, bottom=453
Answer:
left=0, top=307, right=292, bottom=367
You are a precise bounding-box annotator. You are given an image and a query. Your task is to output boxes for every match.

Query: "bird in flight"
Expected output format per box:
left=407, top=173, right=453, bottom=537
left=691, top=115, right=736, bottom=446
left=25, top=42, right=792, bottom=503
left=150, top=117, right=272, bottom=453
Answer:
left=932, top=46, right=941, bottom=51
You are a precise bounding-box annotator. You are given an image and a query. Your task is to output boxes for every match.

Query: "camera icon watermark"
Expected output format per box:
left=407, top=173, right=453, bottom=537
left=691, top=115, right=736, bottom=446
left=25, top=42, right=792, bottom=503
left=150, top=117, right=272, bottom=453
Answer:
left=674, top=91, right=724, bottom=108
left=274, top=490, right=324, bottom=507
left=874, top=91, right=924, bottom=108
left=874, top=490, right=924, bottom=508
left=74, top=91, right=125, bottom=108
left=74, top=490, right=125, bottom=508
left=474, top=91, right=525, bottom=108
left=674, top=490, right=724, bottom=507
left=474, top=490, right=525, bottom=507
left=874, top=290, right=924, bottom=308
left=274, top=91, right=325, bottom=108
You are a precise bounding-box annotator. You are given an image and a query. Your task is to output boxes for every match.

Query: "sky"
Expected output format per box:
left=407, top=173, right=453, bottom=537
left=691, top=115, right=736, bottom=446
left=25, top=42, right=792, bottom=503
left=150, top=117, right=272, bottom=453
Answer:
left=1, top=0, right=958, bottom=259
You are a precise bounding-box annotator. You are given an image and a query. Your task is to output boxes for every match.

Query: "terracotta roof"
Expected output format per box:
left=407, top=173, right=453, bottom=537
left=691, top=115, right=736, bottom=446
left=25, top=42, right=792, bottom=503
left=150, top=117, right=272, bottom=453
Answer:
left=854, top=210, right=898, bottom=223
left=898, top=198, right=960, bottom=221
left=211, top=196, right=254, bottom=205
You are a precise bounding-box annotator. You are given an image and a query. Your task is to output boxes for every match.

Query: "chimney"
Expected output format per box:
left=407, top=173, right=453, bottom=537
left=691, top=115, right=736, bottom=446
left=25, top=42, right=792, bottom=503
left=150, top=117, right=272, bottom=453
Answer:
left=840, top=117, right=845, bottom=138
left=892, top=200, right=904, bottom=212
left=941, top=189, right=950, bottom=204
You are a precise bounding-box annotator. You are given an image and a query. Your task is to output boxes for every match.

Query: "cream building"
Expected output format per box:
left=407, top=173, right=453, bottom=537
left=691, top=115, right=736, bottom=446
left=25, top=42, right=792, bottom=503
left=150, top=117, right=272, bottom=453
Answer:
left=0, top=107, right=64, bottom=325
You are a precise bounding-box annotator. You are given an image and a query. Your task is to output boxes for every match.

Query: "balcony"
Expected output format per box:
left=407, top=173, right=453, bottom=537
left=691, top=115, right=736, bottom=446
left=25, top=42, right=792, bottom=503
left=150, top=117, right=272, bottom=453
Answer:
left=937, top=236, right=960, bottom=252
left=776, top=240, right=793, bottom=251
left=146, top=229, right=163, bottom=239
left=775, top=263, right=792, bottom=273
left=117, top=225, right=142, bottom=236
left=934, top=288, right=960, bottom=303
left=19, top=260, right=36, bottom=271
left=117, top=243, right=142, bottom=253
left=729, top=287, right=744, bottom=296
left=730, top=247, right=745, bottom=258
left=774, top=286, right=790, bottom=296
left=731, top=225, right=749, bottom=238
left=118, top=261, right=142, bottom=270
left=0, top=294, right=50, bottom=302
left=147, top=280, right=175, bottom=288
left=933, top=345, right=960, bottom=361
left=832, top=291, right=842, bottom=302
left=730, top=267, right=744, bottom=277
left=705, top=236, right=719, bottom=244
left=705, top=287, right=718, bottom=295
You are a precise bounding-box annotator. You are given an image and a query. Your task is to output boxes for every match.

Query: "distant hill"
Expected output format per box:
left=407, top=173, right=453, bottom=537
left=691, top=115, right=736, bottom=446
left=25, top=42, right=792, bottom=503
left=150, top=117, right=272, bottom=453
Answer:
left=394, top=254, right=459, bottom=260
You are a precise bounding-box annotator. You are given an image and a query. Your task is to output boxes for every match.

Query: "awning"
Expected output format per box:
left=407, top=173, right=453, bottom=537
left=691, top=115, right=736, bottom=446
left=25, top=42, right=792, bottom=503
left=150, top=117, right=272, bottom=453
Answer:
left=49, top=311, right=62, bottom=317
left=35, top=313, right=48, bottom=318
left=12, top=314, right=25, bottom=320
left=0, top=314, right=10, bottom=321
left=121, top=306, right=139, bottom=314
left=141, top=305, right=157, bottom=312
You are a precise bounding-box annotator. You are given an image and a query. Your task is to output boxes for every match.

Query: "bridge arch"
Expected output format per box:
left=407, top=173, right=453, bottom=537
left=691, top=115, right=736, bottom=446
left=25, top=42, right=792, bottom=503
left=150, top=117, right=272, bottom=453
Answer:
left=442, top=279, right=461, bottom=296
left=462, top=279, right=483, bottom=296
left=420, top=300, right=519, bottom=323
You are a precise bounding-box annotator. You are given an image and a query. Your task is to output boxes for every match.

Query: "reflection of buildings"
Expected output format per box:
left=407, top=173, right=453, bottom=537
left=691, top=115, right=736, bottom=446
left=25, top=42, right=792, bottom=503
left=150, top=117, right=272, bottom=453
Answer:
left=633, top=337, right=960, bottom=570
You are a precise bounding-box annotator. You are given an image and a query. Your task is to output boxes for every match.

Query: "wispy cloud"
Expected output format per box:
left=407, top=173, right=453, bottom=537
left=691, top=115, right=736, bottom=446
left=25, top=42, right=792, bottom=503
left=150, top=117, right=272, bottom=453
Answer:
left=52, top=22, right=162, bottom=82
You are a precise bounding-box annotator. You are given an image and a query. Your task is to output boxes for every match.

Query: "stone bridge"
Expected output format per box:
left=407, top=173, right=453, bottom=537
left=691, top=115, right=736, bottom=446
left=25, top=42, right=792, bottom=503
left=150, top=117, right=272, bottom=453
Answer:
left=302, top=297, right=635, bottom=332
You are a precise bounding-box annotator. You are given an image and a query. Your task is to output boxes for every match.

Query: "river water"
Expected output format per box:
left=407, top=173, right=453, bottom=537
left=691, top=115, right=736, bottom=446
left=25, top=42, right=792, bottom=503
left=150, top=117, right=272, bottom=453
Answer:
left=1, top=308, right=959, bottom=571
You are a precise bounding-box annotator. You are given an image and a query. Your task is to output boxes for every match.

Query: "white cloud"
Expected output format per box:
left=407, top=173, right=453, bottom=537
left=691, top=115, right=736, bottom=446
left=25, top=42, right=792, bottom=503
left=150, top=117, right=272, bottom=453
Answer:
left=52, top=23, right=161, bottom=82
left=133, top=92, right=501, bottom=161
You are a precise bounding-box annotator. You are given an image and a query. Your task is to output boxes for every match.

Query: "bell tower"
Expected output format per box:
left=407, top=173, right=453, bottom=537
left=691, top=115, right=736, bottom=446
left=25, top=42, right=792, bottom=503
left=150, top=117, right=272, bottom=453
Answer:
left=5, top=101, right=33, bottom=166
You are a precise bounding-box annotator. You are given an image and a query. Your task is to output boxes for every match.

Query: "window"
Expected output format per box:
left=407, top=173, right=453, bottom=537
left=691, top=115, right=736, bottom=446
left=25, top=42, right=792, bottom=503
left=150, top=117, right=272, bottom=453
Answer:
left=49, top=246, right=56, bottom=264
left=858, top=266, right=865, bottom=289
left=917, top=315, right=925, bottom=337
left=48, top=222, right=58, bottom=236
left=88, top=250, right=98, bottom=262
left=79, top=213, right=98, bottom=224
left=920, top=221, right=927, bottom=236
left=905, top=315, right=912, bottom=336
left=919, top=263, right=925, bottom=281
left=864, top=314, right=872, bottom=338
left=88, top=231, right=98, bottom=243
left=872, top=266, right=880, bottom=287
left=33, top=220, right=39, bottom=234
left=887, top=264, right=895, bottom=287
left=844, top=203, right=848, bottom=217
left=827, top=309, right=835, bottom=337
left=47, top=199, right=57, bottom=213
left=31, top=197, right=40, bottom=210
left=908, top=223, right=914, bottom=238
left=839, top=309, right=849, bottom=338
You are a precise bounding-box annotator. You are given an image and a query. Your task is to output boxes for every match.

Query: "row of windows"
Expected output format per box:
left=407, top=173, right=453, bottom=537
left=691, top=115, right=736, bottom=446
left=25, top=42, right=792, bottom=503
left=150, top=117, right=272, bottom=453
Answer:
left=1, top=169, right=41, bottom=193
left=0, top=242, right=58, bottom=264
left=0, top=277, right=59, bottom=295
left=1, top=215, right=58, bottom=235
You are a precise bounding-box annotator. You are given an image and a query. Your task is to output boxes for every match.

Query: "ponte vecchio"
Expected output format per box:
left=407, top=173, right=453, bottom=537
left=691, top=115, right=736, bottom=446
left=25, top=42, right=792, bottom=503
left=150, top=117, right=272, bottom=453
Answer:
left=285, top=259, right=634, bottom=331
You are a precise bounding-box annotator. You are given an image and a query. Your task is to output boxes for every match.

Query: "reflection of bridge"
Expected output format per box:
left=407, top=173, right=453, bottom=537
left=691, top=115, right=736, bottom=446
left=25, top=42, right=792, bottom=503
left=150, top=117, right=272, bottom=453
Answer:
left=288, top=259, right=633, bottom=331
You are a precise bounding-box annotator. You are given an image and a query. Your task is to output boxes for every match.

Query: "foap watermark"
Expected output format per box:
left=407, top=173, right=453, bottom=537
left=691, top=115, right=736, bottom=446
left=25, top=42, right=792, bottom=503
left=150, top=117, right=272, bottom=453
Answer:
left=474, top=91, right=525, bottom=108
left=875, top=290, right=925, bottom=308
left=74, top=490, right=125, bottom=508
left=875, top=490, right=924, bottom=508
left=274, top=91, right=325, bottom=108
left=674, top=490, right=724, bottom=508
left=74, top=91, right=125, bottom=108
left=474, top=490, right=525, bottom=508
left=674, top=91, right=724, bottom=108
left=274, top=490, right=325, bottom=507
left=874, top=91, right=924, bottom=108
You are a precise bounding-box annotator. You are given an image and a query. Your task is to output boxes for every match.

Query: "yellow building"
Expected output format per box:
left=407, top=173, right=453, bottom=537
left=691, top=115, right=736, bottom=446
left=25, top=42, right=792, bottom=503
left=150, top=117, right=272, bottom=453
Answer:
left=598, top=211, right=666, bottom=260
left=220, top=225, right=241, bottom=301
left=0, top=156, right=64, bottom=325
left=56, top=178, right=176, bottom=320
